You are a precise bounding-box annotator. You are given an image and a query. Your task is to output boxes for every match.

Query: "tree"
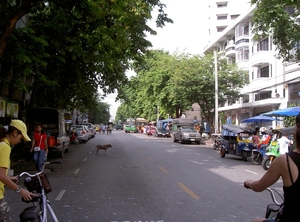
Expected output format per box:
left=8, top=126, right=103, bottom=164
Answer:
left=0, top=0, right=173, bottom=111
left=171, top=52, right=248, bottom=128
left=251, top=0, right=300, bottom=62
left=118, top=50, right=182, bottom=120
left=117, top=50, right=248, bottom=124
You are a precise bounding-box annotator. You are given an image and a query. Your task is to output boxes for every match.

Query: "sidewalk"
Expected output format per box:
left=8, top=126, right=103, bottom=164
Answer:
left=202, top=138, right=213, bottom=146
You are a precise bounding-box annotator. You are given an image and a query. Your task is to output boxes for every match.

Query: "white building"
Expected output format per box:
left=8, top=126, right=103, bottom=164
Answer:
left=204, top=4, right=300, bottom=130
left=204, top=0, right=250, bottom=49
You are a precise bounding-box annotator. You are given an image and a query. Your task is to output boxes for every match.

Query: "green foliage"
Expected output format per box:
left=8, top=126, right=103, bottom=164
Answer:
left=283, top=103, right=297, bottom=127
left=89, top=101, right=110, bottom=124
left=251, top=0, right=300, bottom=62
left=117, top=50, right=248, bottom=125
left=0, top=0, right=173, bottom=111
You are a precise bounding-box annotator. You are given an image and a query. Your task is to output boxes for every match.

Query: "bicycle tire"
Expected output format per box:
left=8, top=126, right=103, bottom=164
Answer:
left=45, top=202, right=58, bottom=222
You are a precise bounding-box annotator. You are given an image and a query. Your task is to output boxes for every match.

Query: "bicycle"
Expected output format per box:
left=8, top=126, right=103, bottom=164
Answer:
left=18, top=160, right=61, bottom=222
left=264, top=187, right=284, bottom=220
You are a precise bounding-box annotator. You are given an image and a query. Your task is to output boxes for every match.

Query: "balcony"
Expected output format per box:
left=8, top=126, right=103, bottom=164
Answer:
left=251, top=51, right=273, bottom=67
left=225, top=46, right=236, bottom=57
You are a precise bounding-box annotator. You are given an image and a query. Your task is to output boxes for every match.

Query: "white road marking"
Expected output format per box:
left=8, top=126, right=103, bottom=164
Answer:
left=245, top=170, right=258, bottom=175
left=74, top=169, right=80, bottom=174
left=55, top=190, right=66, bottom=201
left=83, top=158, right=87, bottom=161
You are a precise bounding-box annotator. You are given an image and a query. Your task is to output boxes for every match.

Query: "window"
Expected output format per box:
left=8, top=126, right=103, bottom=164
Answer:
left=257, top=66, right=269, bottom=78
left=285, top=6, right=295, bottom=14
left=235, top=22, right=250, bottom=37
left=237, top=46, right=249, bottom=61
left=257, top=38, right=269, bottom=51
left=231, top=15, right=239, bottom=20
left=217, top=27, right=226, bottom=32
left=217, top=15, right=227, bottom=20
left=254, top=91, right=272, bottom=101
left=217, top=3, right=227, bottom=8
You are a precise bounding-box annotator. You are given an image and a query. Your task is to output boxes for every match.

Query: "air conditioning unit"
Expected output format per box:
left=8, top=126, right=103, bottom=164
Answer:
left=273, top=93, right=280, bottom=98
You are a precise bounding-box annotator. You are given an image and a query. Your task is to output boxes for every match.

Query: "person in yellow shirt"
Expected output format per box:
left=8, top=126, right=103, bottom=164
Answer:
left=0, top=120, right=34, bottom=221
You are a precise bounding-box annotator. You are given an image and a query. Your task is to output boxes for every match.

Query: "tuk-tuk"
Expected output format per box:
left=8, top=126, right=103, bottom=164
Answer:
left=220, top=124, right=254, bottom=161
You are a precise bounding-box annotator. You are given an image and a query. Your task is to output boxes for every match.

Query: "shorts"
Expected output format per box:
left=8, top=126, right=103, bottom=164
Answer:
left=0, top=198, right=11, bottom=222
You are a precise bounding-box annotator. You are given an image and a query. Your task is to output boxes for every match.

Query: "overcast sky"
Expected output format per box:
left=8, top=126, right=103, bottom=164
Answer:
left=102, top=0, right=209, bottom=121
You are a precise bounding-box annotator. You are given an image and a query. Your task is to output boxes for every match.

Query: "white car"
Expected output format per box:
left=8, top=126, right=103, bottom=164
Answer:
left=70, top=125, right=89, bottom=143
left=80, top=123, right=96, bottom=138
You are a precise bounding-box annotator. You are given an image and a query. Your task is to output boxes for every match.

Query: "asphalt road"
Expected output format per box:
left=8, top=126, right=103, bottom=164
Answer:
left=6, top=131, right=284, bottom=222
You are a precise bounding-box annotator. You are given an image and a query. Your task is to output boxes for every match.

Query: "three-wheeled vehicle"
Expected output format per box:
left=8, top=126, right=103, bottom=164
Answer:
left=220, top=124, right=254, bottom=161
left=154, top=119, right=172, bottom=137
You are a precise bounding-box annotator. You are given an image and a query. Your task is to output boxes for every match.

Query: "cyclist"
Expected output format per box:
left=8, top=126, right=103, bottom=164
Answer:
left=0, top=120, right=35, bottom=221
left=244, top=113, right=300, bottom=221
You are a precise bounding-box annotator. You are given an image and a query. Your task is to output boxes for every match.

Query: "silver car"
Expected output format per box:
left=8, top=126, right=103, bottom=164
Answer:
left=80, top=123, right=96, bottom=138
left=70, top=125, right=89, bottom=143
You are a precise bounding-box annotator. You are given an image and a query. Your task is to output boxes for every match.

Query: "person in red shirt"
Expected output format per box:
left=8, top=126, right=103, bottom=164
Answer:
left=30, top=124, right=48, bottom=171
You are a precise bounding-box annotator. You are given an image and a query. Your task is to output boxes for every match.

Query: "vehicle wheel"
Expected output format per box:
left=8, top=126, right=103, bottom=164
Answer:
left=65, top=145, right=69, bottom=153
left=180, top=137, right=185, bottom=144
left=213, top=144, right=217, bottom=150
left=196, top=140, right=200, bottom=145
left=173, top=136, right=177, bottom=142
left=220, top=148, right=226, bottom=158
left=84, top=139, right=87, bottom=143
left=262, top=157, right=270, bottom=170
left=59, top=148, right=64, bottom=158
left=74, top=138, right=79, bottom=145
left=242, top=152, right=248, bottom=162
left=251, top=153, right=262, bottom=165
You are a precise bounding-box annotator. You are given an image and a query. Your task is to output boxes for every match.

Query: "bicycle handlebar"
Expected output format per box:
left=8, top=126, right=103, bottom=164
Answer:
left=265, top=187, right=284, bottom=206
left=19, top=160, right=62, bottom=178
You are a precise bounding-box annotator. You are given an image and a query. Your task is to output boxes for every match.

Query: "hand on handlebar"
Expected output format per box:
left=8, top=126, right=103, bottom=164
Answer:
left=20, top=188, right=38, bottom=202
left=244, top=180, right=253, bottom=189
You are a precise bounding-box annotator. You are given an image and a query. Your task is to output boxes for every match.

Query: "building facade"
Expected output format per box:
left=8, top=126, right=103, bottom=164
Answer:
left=204, top=0, right=250, bottom=50
left=204, top=5, right=300, bottom=130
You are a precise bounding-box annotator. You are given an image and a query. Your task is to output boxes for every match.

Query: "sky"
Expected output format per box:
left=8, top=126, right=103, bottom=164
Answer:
left=102, top=0, right=209, bottom=121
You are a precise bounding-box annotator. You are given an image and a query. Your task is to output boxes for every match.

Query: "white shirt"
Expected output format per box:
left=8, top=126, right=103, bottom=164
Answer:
left=278, top=136, right=290, bottom=154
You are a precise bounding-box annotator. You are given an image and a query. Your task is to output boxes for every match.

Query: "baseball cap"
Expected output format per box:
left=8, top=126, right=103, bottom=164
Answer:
left=10, top=120, right=31, bottom=142
left=296, top=113, right=300, bottom=124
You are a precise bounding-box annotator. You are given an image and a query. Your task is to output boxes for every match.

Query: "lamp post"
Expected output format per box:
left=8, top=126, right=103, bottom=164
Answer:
left=214, top=50, right=219, bottom=133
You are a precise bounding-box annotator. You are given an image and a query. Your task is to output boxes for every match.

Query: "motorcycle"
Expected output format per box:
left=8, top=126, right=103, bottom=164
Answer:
left=250, top=144, right=268, bottom=165
left=262, top=141, right=280, bottom=170
left=69, top=130, right=79, bottom=145
left=251, top=133, right=272, bottom=165
left=211, top=133, right=222, bottom=150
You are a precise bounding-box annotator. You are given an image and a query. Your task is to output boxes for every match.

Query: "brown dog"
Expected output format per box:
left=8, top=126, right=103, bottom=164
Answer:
left=96, top=144, right=112, bottom=155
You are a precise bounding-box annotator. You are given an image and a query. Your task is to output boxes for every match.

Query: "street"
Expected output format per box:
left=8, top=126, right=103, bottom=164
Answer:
left=7, top=131, right=283, bottom=222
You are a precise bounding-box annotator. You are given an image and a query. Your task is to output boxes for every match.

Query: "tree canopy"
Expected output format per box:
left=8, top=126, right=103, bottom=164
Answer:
left=116, top=50, right=249, bottom=127
left=0, top=0, right=173, bottom=112
left=251, top=0, right=300, bottom=62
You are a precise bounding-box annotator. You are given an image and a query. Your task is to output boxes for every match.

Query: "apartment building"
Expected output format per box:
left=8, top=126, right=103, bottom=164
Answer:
left=204, top=5, right=300, bottom=129
left=205, top=0, right=250, bottom=48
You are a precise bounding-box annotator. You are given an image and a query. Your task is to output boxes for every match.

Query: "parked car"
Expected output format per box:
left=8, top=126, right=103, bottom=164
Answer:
left=70, top=125, right=89, bottom=143
left=82, top=125, right=92, bottom=139
left=172, top=118, right=202, bottom=144
left=80, top=123, right=96, bottom=138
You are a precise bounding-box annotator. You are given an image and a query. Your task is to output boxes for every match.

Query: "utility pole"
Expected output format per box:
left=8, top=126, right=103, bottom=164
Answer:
left=214, top=50, right=219, bottom=133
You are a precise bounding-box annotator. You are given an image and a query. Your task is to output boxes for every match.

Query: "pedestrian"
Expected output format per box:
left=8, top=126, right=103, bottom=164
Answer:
left=244, top=112, right=300, bottom=221
left=0, top=120, right=35, bottom=221
left=278, top=133, right=291, bottom=154
left=30, top=124, right=48, bottom=172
